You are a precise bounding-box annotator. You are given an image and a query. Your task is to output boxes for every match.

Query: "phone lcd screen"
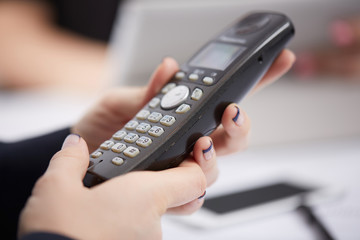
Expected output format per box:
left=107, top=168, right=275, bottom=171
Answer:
left=189, top=43, right=245, bottom=70
left=203, top=183, right=312, bottom=214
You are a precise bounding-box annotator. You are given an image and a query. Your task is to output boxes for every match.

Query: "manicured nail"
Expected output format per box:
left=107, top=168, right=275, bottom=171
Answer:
left=62, top=134, right=81, bottom=149
left=202, top=141, right=214, bottom=161
left=293, top=52, right=317, bottom=78
left=232, top=106, right=244, bottom=126
left=198, top=191, right=206, bottom=200
left=330, top=20, right=355, bottom=47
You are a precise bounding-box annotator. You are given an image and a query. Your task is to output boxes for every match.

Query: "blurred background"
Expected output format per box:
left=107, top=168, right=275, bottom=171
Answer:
left=1, top=0, right=360, bottom=239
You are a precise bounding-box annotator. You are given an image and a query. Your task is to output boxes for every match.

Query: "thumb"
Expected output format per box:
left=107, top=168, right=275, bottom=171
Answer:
left=46, top=134, right=90, bottom=183
left=142, top=57, right=179, bottom=104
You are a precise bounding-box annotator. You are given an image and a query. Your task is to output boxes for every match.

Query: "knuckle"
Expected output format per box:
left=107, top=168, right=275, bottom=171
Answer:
left=207, top=166, right=219, bottom=187
left=190, top=166, right=207, bottom=194
left=172, top=200, right=205, bottom=215
left=34, top=173, right=62, bottom=192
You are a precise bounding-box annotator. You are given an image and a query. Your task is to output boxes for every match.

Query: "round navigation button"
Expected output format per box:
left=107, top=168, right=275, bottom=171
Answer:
left=161, top=85, right=189, bottom=110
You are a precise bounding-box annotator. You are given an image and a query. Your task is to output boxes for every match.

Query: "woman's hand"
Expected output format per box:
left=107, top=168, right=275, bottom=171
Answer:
left=73, top=50, right=296, bottom=155
left=18, top=134, right=208, bottom=239
left=19, top=50, right=295, bottom=239
left=71, top=50, right=295, bottom=206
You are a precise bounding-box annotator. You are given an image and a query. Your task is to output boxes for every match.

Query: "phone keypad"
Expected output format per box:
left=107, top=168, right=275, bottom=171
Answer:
left=92, top=76, right=208, bottom=168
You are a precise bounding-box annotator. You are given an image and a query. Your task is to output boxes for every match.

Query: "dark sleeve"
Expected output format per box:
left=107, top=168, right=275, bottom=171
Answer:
left=46, top=0, right=121, bottom=42
left=0, top=128, right=71, bottom=240
left=20, top=232, right=73, bottom=240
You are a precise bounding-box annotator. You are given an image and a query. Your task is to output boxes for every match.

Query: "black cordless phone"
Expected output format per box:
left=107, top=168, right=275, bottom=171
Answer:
left=84, top=12, right=295, bottom=187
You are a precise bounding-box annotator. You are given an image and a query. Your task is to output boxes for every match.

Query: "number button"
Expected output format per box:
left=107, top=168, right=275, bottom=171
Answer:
left=175, top=71, right=186, bottom=79
left=111, top=143, right=127, bottom=153
left=125, top=120, right=139, bottom=130
left=136, top=110, right=150, bottom=120
left=136, top=122, right=151, bottom=133
left=136, top=136, right=152, bottom=148
left=147, top=112, right=163, bottom=123
left=123, top=146, right=140, bottom=158
left=149, top=98, right=160, bottom=108
left=188, top=73, right=199, bottom=81
left=160, top=115, right=176, bottom=127
left=111, top=157, right=124, bottom=166
left=191, top=88, right=203, bottom=101
left=100, top=140, right=115, bottom=150
left=175, top=104, right=191, bottom=114
left=161, top=83, right=176, bottom=94
left=113, top=130, right=127, bottom=140
left=148, top=126, right=164, bottom=137
left=124, top=133, right=139, bottom=143
left=202, top=76, right=214, bottom=85
left=91, top=151, right=102, bottom=158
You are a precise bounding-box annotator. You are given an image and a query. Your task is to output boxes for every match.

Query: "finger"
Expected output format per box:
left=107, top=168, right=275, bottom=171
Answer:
left=192, top=136, right=218, bottom=187
left=105, top=160, right=206, bottom=214
left=252, top=49, right=296, bottom=93
left=210, top=104, right=250, bottom=156
left=166, top=138, right=216, bottom=215
left=98, top=87, right=145, bottom=116
left=46, top=134, right=89, bottom=184
left=167, top=195, right=206, bottom=215
left=142, top=57, right=179, bottom=104
left=330, top=18, right=360, bottom=47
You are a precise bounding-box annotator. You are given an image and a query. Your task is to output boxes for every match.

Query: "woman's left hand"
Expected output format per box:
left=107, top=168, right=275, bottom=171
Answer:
left=73, top=50, right=295, bottom=156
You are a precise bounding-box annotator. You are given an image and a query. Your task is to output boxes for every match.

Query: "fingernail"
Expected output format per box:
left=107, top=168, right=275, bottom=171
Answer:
left=202, top=141, right=214, bottom=161
left=232, top=106, right=244, bottom=126
left=62, top=134, right=81, bottom=149
left=198, top=191, right=206, bottom=200
left=330, top=20, right=355, bottom=47
left=293, top=52, right=317, bottom=78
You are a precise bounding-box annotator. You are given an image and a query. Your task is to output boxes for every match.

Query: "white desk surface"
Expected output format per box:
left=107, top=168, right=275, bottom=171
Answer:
left=1, top=79, right=359, bottom=239
left=162, top=137, right=360, bottom=240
